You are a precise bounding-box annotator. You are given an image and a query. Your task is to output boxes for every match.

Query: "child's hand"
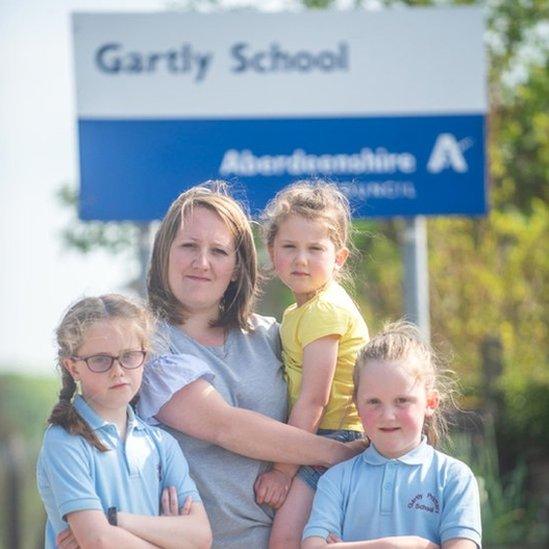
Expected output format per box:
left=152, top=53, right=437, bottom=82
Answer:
left=254, top=469, right=292, bottom=509
left=161, top=486, right=193, bottom=516
left=180, top=495, right=193, bottom=515
left=161, top=486, right=193, bottom=517
left=161, top=486, right=180, bottom=515
left=56, top=527, right=80, bottom=549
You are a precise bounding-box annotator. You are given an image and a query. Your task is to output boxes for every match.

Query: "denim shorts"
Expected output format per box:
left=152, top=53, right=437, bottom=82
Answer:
left=297, top=428, right=364, bottom=490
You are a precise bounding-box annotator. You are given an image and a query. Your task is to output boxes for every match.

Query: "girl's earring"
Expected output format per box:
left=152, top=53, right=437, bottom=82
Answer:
left=73, top=377, right=82, bottom=394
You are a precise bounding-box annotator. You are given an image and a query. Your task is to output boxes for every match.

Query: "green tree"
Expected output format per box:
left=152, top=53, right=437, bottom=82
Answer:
left=59, top=0, right=549, bottom=388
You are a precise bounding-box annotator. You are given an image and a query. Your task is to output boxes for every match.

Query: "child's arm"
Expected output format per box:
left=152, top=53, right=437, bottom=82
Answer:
left=65, top=510, right=160, bottom=548
left=63, top=506, right=211, bottom=549
left=117, top=503, right=211, bottom=549
left=302, top=535, right=440, bottom=548
left=255, top=335, right=339, bottom=506
left=57, top=490, right=210, bottom=549
left=285, top=334, right=341, bottom=438
left=441, top=540, right=476, bottom=549
left=439, top=462, right=482, bottom=549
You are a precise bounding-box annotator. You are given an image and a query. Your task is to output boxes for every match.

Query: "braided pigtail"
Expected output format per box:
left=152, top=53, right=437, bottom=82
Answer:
left=49, top=294, right=153, bottom=452
left=48, top=367, right=109, bottom=452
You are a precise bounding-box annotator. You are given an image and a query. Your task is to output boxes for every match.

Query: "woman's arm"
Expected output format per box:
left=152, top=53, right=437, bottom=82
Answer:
left=156, top=378, right=360, bottom=467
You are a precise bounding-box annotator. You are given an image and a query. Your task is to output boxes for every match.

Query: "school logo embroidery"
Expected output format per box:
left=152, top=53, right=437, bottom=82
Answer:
left=407, top=493, right=440, bottom=514
left=427, top=133, right=473, bottom=174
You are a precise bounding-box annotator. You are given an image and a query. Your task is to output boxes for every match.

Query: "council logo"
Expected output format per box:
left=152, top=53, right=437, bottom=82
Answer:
left=427, top=133, right=473, bottom=174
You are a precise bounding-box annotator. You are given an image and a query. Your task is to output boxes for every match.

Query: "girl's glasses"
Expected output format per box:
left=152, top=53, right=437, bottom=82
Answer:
left=70, top=350, right=147, bottom=373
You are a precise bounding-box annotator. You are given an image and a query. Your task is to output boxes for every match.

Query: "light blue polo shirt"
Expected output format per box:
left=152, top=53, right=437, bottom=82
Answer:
left=303, top=438, right=481, bottom=547
left=37, top=395, right=201, bottom=549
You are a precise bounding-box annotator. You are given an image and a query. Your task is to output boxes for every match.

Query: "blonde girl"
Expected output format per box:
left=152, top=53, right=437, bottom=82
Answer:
left=302, top=322, right=482, bottom=549
left=256, top=181, right=369, bottom=548
left=36, top=294, right=211, bottom=549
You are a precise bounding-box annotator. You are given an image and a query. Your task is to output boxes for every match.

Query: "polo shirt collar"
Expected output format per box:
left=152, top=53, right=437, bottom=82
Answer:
left=362, top=436, right=433, bottom=466
left=73, top=395, right=145, bottom=432
left=127, top=404, right=147, bottom=431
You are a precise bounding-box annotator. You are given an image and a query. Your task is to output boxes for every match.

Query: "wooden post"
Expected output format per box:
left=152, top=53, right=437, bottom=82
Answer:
left=3, top=436, right=24, bottom=549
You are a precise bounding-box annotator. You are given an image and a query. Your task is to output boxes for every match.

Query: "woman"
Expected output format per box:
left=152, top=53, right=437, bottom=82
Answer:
left=137, top=183, right=362, bottom=548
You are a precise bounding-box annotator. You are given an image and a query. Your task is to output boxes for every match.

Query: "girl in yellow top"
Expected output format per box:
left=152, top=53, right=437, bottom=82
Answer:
left=256, top=181, right=369, bottom=549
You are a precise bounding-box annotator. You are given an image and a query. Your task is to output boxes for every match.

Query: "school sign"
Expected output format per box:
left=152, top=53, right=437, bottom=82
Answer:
left=72, top=8, right=487, bottom=220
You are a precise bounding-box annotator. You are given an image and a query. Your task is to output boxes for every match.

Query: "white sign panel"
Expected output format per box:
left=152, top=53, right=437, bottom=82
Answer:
left=74, top=9, right=486, bottom=118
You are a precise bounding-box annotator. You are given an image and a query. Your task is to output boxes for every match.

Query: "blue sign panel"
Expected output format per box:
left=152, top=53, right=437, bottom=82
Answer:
left=78, top=114, right=486, bottom=220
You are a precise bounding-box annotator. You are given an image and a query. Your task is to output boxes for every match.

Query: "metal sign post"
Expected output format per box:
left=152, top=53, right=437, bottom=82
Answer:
left=402, top=217, right=430, bottom=341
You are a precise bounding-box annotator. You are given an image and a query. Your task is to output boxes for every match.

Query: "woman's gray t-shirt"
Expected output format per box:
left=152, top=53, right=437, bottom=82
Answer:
left=138, top=314, right=288, bottom=549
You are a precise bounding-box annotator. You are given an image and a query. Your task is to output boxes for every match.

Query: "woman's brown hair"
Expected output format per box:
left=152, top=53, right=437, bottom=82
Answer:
left=49, top=294, right=152, bottom=452
left=148, top=181, right=257, bottom=330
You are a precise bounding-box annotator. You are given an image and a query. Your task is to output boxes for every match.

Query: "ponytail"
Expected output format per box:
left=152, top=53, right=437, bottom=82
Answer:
left=48, top=368, right=109, bottom=452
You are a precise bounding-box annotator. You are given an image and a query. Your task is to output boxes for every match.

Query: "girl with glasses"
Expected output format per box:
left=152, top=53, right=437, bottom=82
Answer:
left=36, top=294, right=212, bottom=549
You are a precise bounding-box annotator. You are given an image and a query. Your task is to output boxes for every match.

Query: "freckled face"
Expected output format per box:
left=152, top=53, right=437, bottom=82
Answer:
left=355, top=360, right=438, bottom=459
left=168, top=206, right=237, bottom=319
left=64, top=319, right=144, bottom=418
left=269, top=215, right=348, bottom=306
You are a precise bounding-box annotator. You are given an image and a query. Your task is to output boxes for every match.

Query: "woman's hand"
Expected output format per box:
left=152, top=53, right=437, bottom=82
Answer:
left=335, top=437, right=368, bottom=464
left=254, top=468, right=292, bottom=509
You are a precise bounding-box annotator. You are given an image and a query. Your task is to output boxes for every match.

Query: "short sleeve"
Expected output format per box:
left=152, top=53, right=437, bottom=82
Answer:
left=440, top=462, right=482, bottom=547
left=299, top=300, right=350, bottom=349
left=156, top=430, right=202, bottom=504
left=251, top=314, right=282, bottom=360
left=138, top=353, right=214, bottom=425
left=37, top=428, right=103, bottom=520
left=302, top=465, right=346, bottom=541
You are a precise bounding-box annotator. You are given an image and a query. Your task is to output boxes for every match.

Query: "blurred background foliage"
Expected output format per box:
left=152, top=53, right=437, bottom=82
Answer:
left=2, top=0, right=548, bottom=547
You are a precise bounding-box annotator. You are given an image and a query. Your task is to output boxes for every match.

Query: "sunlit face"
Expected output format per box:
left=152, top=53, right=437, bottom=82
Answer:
left=269, top=215, right=348, bottom=306
left=64, top=319, right=144, bottom=419
left=355, top=360, right=439, bottom=459
left=168, top=206, right=237, bottom=320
